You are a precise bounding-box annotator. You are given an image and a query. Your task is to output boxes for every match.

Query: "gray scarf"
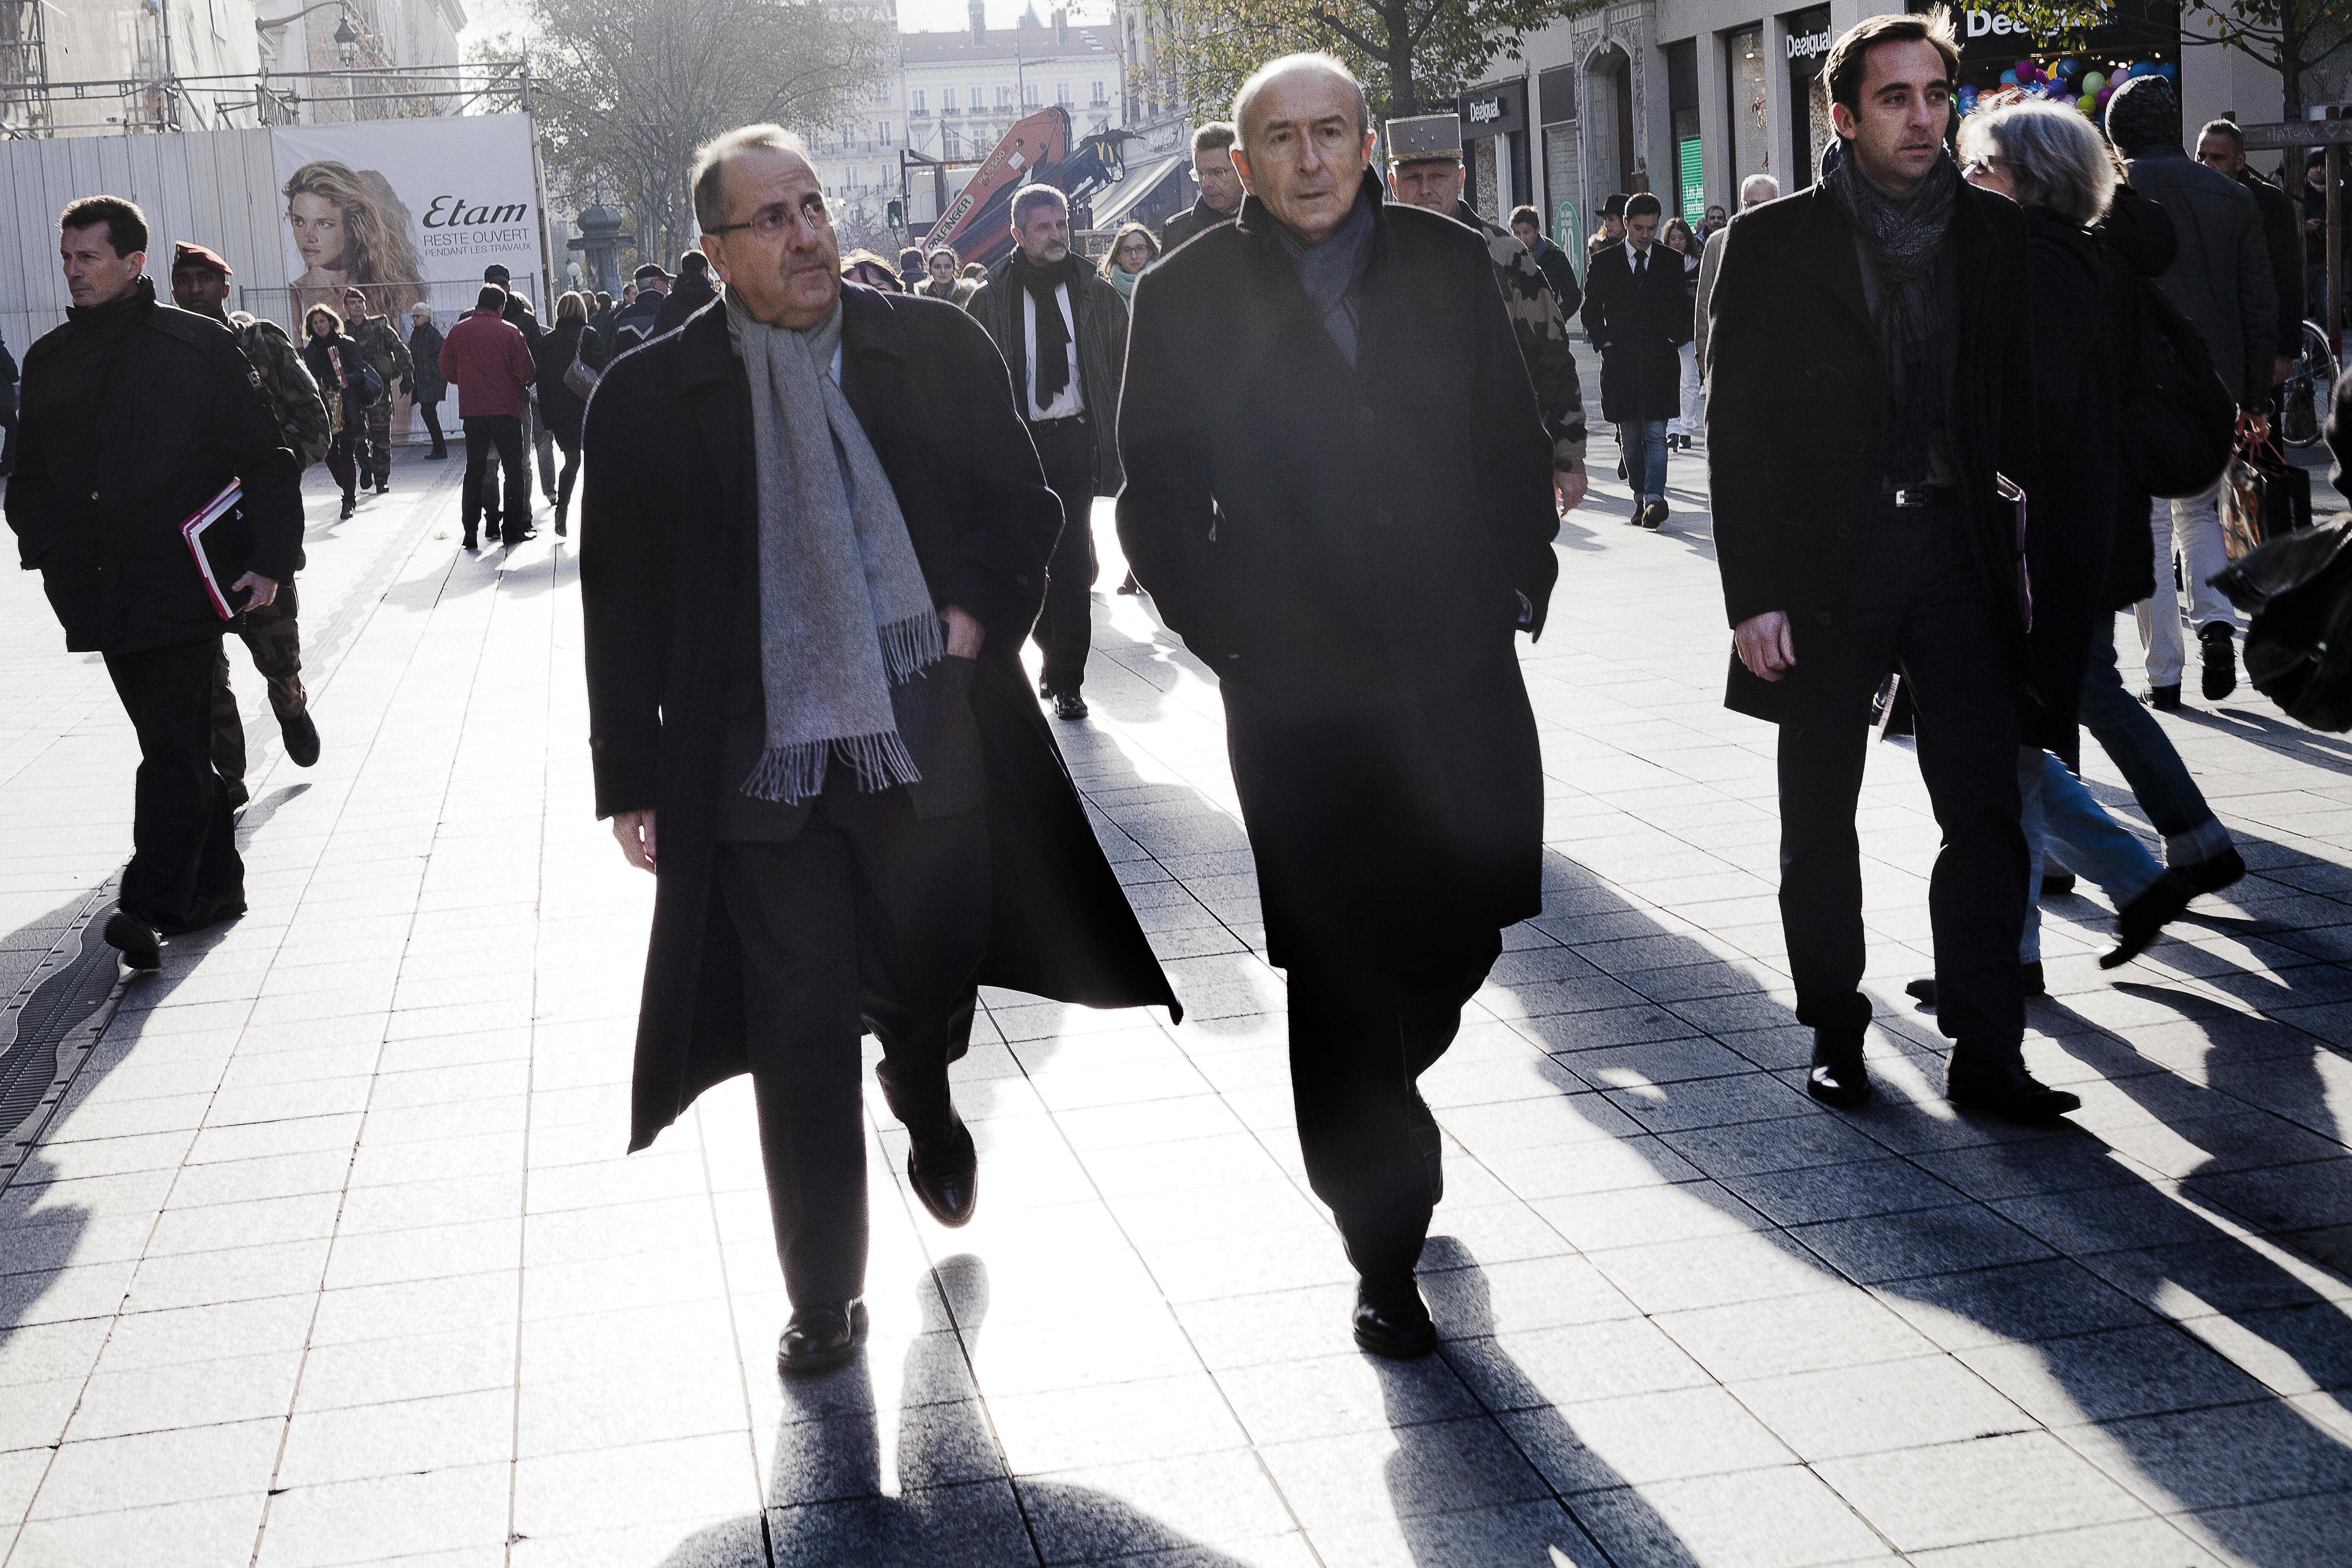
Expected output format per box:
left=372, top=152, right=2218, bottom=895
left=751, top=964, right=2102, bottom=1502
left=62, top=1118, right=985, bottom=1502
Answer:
left=1826, top=152, right=1957, bottom=485
left=1276, top=180, right=1376, bottom=365
left=727, top=292, right=944, bottom=804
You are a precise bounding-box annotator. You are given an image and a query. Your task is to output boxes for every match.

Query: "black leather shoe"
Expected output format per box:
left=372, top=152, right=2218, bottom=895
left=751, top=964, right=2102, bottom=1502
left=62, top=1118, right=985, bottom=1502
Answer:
left=2142, top=683, right=2181, bottom=711
left=462, top=535, right=478, bottom=551
left=2178, top=846, right=2245, bottom=896
left=375, top=480, right=390, bottom=496
left=1807, top=1032, right=1871, bottom=1107
left=1353, top=1276, right=1437, bottom=1359
left=2199, top=622, right=2238, bottom=702
left=102, top=911, right=164, bottom=971
left=426, top=447, right=448, bottom=459
left=2041, top=869, right=2077, bottom=896
left=1905, top=961, right=2042, bottom=1012
left=338, top=500, right=354, bottom=520
left=1053, top=691, right=1089, bottom=720
left=1642, top=500, right=1667, bottom=530
left=777, top=1299, right=866, bottom=1374
left=280, top=711, right=321, bottom=768
left=907, top=1119, right=978, bottom=1228
left=506, top=528, right=538, bottom=545
left=2101, top=870, right=2200, bottom=969
left=1946, top=1054, right=2080, bottom=1121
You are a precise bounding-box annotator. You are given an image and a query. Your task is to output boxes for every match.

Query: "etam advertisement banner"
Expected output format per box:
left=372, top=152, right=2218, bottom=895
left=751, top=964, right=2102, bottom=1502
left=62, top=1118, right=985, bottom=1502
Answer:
left=271, top=113, right=540, bottom=317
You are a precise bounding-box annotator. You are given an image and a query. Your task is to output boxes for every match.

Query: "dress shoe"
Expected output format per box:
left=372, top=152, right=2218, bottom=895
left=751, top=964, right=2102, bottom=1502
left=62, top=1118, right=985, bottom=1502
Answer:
left=1642, top=499, right=1667, bottom=530
left=1806, top=1031, right=1871, bottom=1107
left=1946, top=1052, right=2080, bottom=1121
left=2199, top=622, right=2238, bottom=702
left=462, top=535, right=479, bottom=551
left=375, top=479, right=390, bottom=496
left=222, top=776, right=250, bottom=810
left=338, top=499, right=354, bottom=520
left=1053, top=691, right=1089, bottom=720
left=426, top=446, right=448, bottom=459
left=280, top=710, right=321, bottom=768
left=102, top=911, right=164, bottom=970
left=1904, top=962, right=2043, bottom=1012
left=2178, top=845, right=2245, bottom=896
left=777, top=1299, right=867, bottom=1374
left=2101, top=869, right=2200, bottom=968
left=906, top=1118, right=978, bottom=1228
left=506, top=528, right=538, bottom=545
left=2142, top=683, right=2181, bottom=711
left=1352, top=1275, right=1437, bottom=1359
left=2040, top=869, right=2078, bottom=896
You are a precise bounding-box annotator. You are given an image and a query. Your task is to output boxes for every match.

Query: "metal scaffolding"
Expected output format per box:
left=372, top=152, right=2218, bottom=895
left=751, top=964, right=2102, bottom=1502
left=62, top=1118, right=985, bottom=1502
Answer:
left=0, top=58, right=531, bottom=139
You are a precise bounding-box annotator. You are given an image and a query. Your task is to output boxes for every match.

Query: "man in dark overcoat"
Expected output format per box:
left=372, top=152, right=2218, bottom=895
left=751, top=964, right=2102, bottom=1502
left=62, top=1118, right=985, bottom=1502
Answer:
left=968, top=184, right=1129, bottom=720
left=581, top=124, right=1175, bottom=1374
left=6, top=195, right=304, bottom=968
left=1117, top=54, right=1558, bottom=1359
left=1579, top=191, right=1688, bottom=529
left=1705, top=10, right=2072, bottom=1122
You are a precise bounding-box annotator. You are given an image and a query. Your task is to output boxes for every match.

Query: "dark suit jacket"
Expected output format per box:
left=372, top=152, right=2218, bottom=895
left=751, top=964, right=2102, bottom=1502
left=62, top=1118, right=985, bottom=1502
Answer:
left=581, top=283, right=1177, bottom=1150
left=1158, top=195, right=1235, bottom=254
left=1704, top=174, right=2037, bottom=727
left=1579, top=241, right=1689, bottom=424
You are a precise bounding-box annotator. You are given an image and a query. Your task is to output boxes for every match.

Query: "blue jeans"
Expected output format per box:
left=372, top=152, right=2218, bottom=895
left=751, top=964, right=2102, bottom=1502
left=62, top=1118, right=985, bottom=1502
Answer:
left=1620, top=419, right=1669, bottom=502
left=2078, top=616, right=2233, bottom=866
left=2019, top=748, right=2163, bottom=962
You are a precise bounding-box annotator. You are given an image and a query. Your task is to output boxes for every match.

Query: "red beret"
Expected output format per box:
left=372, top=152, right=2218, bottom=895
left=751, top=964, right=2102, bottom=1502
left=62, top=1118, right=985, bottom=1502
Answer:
left=171, top=241, right=232, bottom=277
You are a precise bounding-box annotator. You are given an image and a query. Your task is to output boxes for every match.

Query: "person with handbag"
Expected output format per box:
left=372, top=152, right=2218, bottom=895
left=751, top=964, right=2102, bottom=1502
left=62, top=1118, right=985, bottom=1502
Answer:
left=532, top=290, right=601, bottom=537
left=437, top=282, right=539, bottom=549
left=301, top=303, right=373, bottom=520
left=1707, top=11, right=2068, bottom=1121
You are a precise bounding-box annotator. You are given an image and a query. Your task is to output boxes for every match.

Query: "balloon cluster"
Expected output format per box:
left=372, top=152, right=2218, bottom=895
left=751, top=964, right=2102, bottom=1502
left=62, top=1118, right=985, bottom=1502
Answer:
left=1955, top=55, right=2179, bottom=121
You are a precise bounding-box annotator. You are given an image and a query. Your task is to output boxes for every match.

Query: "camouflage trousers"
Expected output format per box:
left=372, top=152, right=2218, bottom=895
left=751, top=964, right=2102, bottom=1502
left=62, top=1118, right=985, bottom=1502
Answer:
left=356, top=399, right=395, bottom=488
left=210, top=581, right=307, bottom=784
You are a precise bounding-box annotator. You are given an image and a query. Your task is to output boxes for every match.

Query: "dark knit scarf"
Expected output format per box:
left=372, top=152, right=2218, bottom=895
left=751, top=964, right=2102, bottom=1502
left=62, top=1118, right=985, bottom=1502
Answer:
left=1009, top=250, right=1087, bottom=403
left=1276, top=180, right=1377, bottom=366
left=1826, top=151, right=1958, bottom=485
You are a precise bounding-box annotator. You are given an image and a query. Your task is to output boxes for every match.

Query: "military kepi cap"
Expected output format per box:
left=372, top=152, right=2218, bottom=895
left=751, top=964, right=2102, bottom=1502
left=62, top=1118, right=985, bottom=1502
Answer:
left=171, top=241, right=232, bottom=277
left=1385, top=113, right=1463, bottom=165
left=633, top=262, right=671, bottom=283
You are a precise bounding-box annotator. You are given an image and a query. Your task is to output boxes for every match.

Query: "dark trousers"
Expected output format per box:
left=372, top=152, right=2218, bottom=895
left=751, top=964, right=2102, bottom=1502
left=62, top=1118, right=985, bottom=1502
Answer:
left=106, top=635, right=244, bottom=933
left=1778, top=496, right=2027, bottom=1048
left=1027, top=417, right=1098, bottom=695
left=554, top=439, right=582, bottom=525
left=324, top=428, right=358, bottom=505
left=715, top=783, right=990, bottom=1306
left=357, top=400, right=394, bottom=488
left=210, top=581, right=306, bottom=783
left=1287, top=934, right=1500, bottom=1281
left=419, top=400, right=446, bottom=453
left=462, top=415, right=530, bottom=539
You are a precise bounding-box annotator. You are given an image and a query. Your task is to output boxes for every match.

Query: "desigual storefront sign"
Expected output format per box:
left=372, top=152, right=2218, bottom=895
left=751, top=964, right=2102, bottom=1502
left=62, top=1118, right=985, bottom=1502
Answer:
left=1458, top=79, right=1526, bottom=140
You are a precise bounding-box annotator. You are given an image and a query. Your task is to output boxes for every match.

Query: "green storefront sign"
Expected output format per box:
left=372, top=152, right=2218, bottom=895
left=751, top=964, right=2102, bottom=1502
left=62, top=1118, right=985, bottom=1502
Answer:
left=1679, top=138, right=1705, bottom=227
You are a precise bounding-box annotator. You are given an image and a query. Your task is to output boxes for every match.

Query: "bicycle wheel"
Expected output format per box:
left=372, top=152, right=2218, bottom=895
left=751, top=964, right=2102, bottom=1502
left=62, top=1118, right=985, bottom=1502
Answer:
left=2282, top=319, right=2336, bottom=449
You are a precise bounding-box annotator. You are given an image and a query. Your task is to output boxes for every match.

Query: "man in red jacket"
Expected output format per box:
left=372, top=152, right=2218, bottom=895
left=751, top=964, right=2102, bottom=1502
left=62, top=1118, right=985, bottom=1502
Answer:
left=438, top=283, right=538, bottom=549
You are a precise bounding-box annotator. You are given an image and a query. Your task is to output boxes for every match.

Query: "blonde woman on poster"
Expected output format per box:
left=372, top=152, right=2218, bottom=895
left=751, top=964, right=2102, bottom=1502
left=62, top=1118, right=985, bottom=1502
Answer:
left=284, top=160, right=426, bottom=322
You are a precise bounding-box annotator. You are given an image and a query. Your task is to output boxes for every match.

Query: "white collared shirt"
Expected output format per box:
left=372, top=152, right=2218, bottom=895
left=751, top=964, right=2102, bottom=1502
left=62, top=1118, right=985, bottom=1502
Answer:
left=1624, top=238, right=1656, bottom=278
left=1023, top=284, right=1083, bottom=421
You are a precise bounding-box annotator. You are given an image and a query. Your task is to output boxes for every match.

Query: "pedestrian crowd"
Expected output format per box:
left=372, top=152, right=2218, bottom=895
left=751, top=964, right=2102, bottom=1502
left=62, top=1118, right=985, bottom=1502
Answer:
left=0, top=6, right=2335, bottom=1377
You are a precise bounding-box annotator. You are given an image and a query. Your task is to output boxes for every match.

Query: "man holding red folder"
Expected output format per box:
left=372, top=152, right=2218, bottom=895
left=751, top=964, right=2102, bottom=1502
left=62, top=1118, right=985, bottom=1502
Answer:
left=5, top=195, right=304, bottom=968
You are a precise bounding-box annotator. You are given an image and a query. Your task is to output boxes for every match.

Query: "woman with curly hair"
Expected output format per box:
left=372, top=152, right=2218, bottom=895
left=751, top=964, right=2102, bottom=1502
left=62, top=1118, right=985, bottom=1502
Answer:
left=285, top=160, right=426, bottom=319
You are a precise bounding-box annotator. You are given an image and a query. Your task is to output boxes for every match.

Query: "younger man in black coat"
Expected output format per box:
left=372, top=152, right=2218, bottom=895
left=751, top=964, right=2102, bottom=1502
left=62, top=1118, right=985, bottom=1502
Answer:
left=6, top=196, right=304, bottom=967
left=1580, top=191, right=1688, bottom=528
left=1706, top=10, right=2073, bottom=1121
left=1119, top=54, right=1558, bottom=1359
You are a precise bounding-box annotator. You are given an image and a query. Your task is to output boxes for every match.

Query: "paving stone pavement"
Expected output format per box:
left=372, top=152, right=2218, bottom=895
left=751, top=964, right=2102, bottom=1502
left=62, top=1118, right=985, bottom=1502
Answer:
left=2, top=406, right=2351, bottom=1567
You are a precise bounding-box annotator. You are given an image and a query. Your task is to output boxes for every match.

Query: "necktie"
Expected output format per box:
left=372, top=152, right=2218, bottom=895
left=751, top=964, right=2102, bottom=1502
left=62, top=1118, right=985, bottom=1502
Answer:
left=1635, top=250, right=1646, bottom=282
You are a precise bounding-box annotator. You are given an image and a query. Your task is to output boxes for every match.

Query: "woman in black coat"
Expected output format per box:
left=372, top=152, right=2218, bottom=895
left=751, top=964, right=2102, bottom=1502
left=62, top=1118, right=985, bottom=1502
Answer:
left=533, top=291, right=599, bottom=536
left=406, top=304, right=447, bottom=459
left=1958, top=103, right=2204, bottom=971
left=300, top=304, right=367, bottom=518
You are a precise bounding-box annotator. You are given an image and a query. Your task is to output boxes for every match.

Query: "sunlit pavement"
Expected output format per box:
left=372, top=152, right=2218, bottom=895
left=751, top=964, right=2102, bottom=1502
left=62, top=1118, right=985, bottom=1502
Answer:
left=3, top=393, right=2352, bottom=1567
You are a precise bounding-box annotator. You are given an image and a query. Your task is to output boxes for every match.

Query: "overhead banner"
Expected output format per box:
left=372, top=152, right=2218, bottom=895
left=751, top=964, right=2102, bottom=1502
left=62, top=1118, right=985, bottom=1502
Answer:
left=271, top=113, right=541, bottom=320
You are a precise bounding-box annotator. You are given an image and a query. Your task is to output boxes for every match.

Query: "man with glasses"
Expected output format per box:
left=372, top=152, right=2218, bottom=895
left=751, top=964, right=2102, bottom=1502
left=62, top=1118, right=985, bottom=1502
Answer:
left=1706, top=10, right=2064, bottom=1120
left=579, top=124, right=1173, bottom=1374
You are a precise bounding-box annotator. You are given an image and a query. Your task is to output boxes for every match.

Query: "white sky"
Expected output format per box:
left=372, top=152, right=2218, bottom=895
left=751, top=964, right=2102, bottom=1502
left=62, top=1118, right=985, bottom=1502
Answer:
left=459, top=0, right=1115, bottom=53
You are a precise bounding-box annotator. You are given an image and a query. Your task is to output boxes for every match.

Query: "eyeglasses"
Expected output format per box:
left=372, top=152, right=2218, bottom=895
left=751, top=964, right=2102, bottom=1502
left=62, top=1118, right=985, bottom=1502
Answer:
left=707, top=196, right=829, bottom=239
left=1960, top=156, right=2003, bottom=179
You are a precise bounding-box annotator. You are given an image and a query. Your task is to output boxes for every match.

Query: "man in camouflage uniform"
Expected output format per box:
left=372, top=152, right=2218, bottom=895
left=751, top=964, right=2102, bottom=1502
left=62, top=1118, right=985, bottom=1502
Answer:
left=170, top=243, right=327, bottom=805
left=1384, top=115, right=1588, bottom=511
left=341, top=283, right=414, bottom=496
